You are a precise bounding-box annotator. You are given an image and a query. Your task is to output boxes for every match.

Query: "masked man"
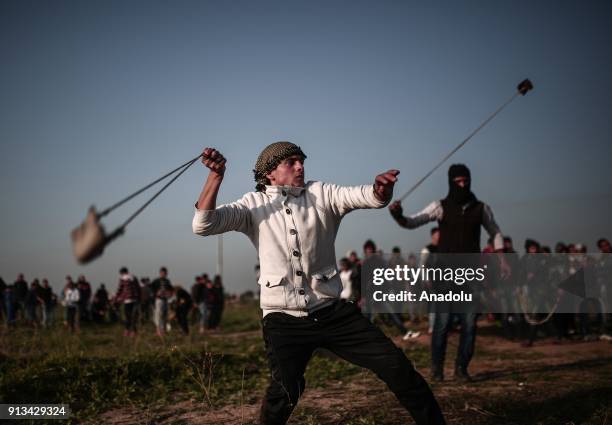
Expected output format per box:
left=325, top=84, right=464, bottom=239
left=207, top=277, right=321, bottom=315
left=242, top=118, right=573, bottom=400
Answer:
left=389, top=164, right=510, bottom=382
left=193, top=142, right=445, bottom=425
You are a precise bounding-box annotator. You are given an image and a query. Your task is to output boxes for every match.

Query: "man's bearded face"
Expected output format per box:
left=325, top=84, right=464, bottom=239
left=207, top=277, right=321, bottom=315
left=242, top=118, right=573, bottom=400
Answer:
left=266, top=154, right=305, bottom=187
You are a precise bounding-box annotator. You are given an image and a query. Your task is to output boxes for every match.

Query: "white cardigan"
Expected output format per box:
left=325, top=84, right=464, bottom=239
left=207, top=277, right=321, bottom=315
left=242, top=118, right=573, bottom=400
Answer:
left=193, top=181, right=387, bottom=316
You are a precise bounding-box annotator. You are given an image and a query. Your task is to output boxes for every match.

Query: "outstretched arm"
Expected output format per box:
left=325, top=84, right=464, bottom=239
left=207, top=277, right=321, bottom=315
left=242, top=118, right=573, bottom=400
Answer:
left=326, top=169, right=400, bottom=217
left=389, top=200, right=441, bottom=229
left=373, top=169, right=400, bottom=203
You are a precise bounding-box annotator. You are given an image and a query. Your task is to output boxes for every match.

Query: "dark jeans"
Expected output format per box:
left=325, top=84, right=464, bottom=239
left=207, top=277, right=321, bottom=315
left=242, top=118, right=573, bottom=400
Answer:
left=66, top=306, right=78, bottom=332
left=431, top=312, right=476, bottom=372
left=177, top=306, right=190, bottom=335
left=207, top=304, right=223, bottom=329
left=123, top=302, right=137, bottom=332
left=260, top=300, right=445, bottom=425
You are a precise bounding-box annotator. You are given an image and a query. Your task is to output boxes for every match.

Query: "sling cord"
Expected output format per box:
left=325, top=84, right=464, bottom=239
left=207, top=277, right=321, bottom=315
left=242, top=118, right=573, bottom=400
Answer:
left=517, top=287, right=561, bottom=326
left=397, top=90, right=521, bottom=202
left=99, top=153, right=203, bottom=243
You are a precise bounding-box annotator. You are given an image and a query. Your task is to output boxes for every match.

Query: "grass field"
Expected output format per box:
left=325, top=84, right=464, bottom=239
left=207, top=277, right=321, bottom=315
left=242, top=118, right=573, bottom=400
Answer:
left=1, top=301, right=611, bottom=424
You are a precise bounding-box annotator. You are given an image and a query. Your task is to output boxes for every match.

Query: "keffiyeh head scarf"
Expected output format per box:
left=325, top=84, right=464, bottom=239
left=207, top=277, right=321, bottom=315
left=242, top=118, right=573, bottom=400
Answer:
left=253, top=141, right=307, bottom=192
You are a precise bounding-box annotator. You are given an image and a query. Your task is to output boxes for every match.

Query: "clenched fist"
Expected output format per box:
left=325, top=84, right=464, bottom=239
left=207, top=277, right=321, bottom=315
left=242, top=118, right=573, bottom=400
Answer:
left=388, top=200, right=404, bottom=218
left=201, top=147, right=226, bottom=176
left=374, top=169, right=400, bottom=202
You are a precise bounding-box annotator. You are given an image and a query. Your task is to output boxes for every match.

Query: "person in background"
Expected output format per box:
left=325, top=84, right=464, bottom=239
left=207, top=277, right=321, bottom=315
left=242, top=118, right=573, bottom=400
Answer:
left=25, top=279, right=42, bottom=327
left=420, top=227, right=440, bottom=334
left=151, top=267, right=173, bottom=336
left=203, top=277, right=216, bottom=330
left=362, top=239, right=420, bottom=340
left=138, top=277, right=152, bottom=324
left=401, top=250, right=424, bottom=324
left=92, top=284, right=110, bottom=323
left=498, top=237, right=521, bottom=340
left=389, top=164, right=510, bottom=382
left=61, top=276, right=74, bottom=326
left=339, top=258, right=355, bottom=301
left=174, top=285, right=193, bottom=335
left=115, top=267, right=140, bottom=337
left=63, top=279, right=80, bottom=333
left=597, top=238, right=611, bottom=254
left=519, top=239, right=545, bottom=347
left=13, top=273, right=28, bottom=322
left=388, top=247, right=416, bottom=324
left=4, top=284, right=17, bottom=327
left=208, top=275, right=225, bottom=330
left=388, top=246, right=405, bottom=268
left=346, top=251, right=363, bottom=304
left=108, top=294, right=121, bottom=324
left=39, top=279, right=55, bottom=327
left=192, top=274, right=209, bottom=334
left=77, top=275, right=92, bottom=323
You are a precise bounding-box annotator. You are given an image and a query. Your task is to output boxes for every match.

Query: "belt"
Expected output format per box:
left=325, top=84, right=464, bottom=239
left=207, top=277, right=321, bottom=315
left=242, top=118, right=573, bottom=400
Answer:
left=308, top=300, right=340, bottom=320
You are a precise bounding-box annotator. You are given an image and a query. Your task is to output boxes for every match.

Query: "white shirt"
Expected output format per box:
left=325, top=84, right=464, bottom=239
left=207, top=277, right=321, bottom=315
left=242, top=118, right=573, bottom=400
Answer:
left=193, top=181, right=386, bottom=316
left=64, top=287, right=80, bottom=307
left=339, top=269, right=354, bottom=300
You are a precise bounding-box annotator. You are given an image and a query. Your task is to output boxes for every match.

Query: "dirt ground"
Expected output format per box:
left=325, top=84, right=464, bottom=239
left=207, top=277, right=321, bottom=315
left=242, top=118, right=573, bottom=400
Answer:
left=97, top=324, right=612, bottom=425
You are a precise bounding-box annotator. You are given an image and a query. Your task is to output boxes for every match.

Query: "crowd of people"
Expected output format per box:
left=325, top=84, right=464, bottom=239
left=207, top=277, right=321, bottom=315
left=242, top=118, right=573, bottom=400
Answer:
left=2, top=237, right=609, bottom=346
left=0, top=267, right=226, bottom=337
left=337, top=234, right=611, bottom=351
left=2, top=138, right=610, bottom=424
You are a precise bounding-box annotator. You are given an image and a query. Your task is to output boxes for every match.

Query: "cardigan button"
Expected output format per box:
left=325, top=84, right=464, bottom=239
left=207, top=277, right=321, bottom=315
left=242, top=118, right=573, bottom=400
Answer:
left=282, top=190, right=287, bottom=196
left=285, top=209, right=291, bottom=214
left=290, top=229, right=297, bottom=235
left=298, top=289, right=305, bottom=295
left=292, top=250, right=300, bottom=257
left=296, top=270, right=303, bottom=276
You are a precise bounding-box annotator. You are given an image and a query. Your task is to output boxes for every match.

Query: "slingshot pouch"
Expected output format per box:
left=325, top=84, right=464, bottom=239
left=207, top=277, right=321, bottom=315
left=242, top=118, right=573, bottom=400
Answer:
left=71, top=206, right=107, bottom=264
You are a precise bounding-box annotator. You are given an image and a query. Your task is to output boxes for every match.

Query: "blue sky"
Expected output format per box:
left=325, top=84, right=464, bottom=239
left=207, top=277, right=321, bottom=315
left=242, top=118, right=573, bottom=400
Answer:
left=1, top=0, right=611, bottom=294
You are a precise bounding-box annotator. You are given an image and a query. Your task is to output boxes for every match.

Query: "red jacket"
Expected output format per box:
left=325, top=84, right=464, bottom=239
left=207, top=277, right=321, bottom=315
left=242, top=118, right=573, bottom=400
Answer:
left=116, top=274, right=140, bottom=303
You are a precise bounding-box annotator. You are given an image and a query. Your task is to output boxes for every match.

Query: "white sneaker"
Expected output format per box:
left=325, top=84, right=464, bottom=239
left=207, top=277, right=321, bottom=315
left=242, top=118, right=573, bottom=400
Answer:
left=402, top=330, right=421, bottom=340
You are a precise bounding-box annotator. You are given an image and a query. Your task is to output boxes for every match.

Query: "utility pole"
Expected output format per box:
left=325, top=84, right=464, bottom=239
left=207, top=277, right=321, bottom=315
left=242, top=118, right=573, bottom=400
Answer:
left=217, top=234, right=223, bottom=278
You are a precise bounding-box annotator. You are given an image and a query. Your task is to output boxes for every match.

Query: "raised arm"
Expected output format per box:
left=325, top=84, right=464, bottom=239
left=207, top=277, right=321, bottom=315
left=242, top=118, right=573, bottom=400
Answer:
left=193, top=147, right=252, bottom=236
left=196, top=147, right=226, bottom=210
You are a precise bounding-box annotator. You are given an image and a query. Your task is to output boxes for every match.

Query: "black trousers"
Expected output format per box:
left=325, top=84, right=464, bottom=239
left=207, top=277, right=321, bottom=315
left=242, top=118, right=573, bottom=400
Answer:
left=123, top=302, right=137, bottom=331
left=176, top=305, right=190, bottom=335
left=260, top=300, right=445, bottom=425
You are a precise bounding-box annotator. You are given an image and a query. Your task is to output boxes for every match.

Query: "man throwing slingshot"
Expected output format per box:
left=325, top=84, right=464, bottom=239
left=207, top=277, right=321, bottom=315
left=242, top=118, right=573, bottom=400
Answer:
left=193, top=142, right=445, bottom=424
left=389, top=164, right=510, bottom=383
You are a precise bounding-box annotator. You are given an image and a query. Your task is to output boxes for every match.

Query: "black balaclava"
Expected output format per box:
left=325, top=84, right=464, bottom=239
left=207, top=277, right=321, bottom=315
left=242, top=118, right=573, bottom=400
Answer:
left=446, top=164, right=476, bottom=205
